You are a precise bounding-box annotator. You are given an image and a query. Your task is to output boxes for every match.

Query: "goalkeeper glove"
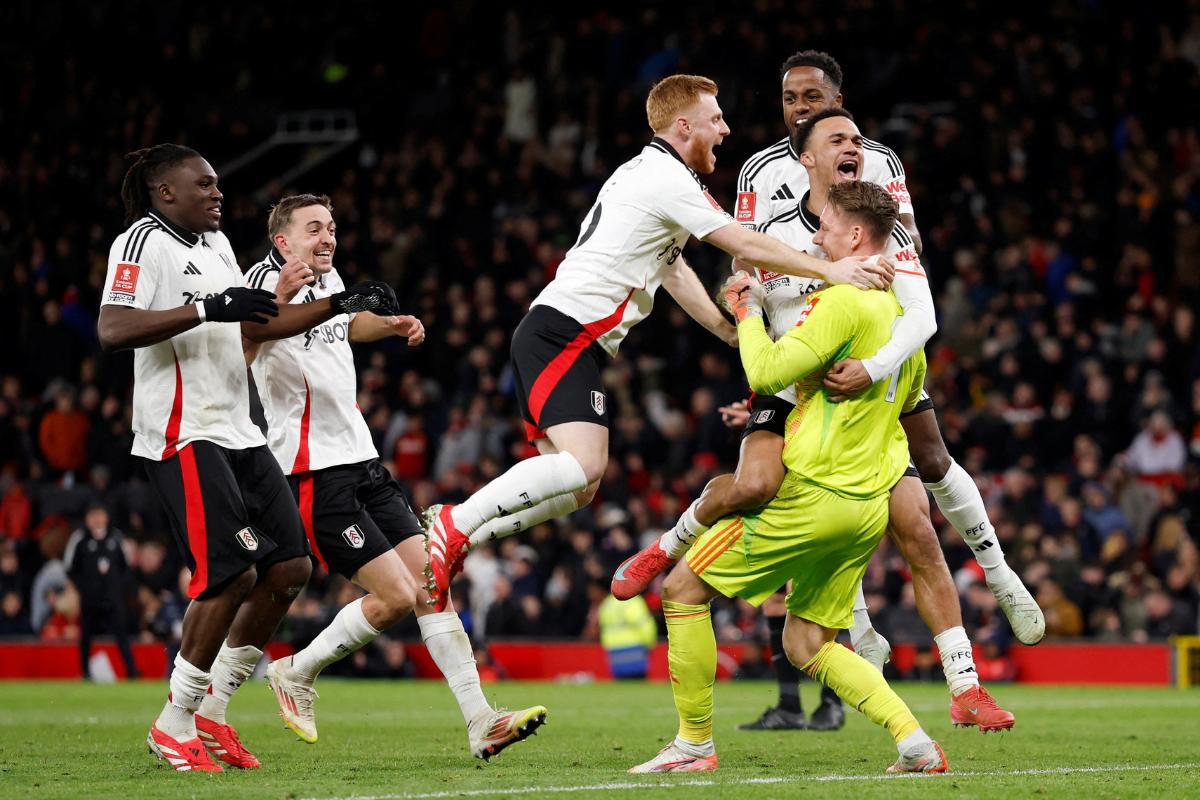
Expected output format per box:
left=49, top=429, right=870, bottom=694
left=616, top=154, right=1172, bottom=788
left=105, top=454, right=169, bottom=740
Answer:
left=721, top=271, right=765, bottom=323
left=202, top=287, right=279, bottom=324
left=330, top=281, right=400, bottom=315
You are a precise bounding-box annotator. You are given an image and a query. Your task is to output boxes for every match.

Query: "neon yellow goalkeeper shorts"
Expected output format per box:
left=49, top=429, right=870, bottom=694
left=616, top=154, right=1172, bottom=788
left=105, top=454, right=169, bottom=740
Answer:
left=685, top=472, right=889, bottom=630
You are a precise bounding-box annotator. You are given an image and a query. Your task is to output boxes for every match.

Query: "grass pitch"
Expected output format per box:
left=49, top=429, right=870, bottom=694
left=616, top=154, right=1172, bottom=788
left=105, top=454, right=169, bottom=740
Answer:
left=1, top=678, right=1197, bottom=799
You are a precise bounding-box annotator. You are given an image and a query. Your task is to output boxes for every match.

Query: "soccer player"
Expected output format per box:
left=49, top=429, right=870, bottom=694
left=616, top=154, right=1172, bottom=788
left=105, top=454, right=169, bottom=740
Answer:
left=246, top=194, right=547, bottom=760
left=98, top=144, right=399, bottom=772
left=617, top=110, right=1016, bottom=733
left=617, top=52, right=1043, bottom=730
left=423, top=74, right=894, bottom=611
left=630, top=182, right=945, bottom=775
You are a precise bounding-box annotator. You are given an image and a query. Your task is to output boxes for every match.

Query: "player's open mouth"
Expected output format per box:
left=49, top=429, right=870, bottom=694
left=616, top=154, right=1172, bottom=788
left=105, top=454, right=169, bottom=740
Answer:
left=835, top=159, right=859, bottom=180
left=314, top=248, right=333, bottom=261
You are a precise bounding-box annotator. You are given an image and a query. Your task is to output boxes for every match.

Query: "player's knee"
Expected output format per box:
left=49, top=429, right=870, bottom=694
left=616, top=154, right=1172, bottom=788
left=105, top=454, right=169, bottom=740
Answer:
left=378, top=583, right=417, bottom=626
left=226, top=566, right=258, bottom=600
left=266, top=556, right=312, bottom=599
left=911, top=440, right=952, bottom=483
left=574, top=478, right=601, bottom=507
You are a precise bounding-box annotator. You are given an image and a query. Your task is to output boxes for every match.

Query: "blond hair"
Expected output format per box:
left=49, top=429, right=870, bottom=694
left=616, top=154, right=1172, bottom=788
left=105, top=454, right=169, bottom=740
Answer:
left=645, top=74, right=719, bottom=133
left=268, top=193, right=332, bottom=238
left=826, top=181, right=899, bottom=245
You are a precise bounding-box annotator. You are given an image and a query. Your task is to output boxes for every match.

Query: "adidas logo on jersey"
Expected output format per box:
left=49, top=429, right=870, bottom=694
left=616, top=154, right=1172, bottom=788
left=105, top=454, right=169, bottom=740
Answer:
left=182, top=262, right=202, bottom=275
left=770, top=184, right=796, bottom=200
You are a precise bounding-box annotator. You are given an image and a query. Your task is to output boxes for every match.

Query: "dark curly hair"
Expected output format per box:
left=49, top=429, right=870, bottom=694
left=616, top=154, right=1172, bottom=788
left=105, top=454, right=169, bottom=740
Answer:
left=779, top=50, right=844, bottom=90
left=119, top=144, right=201, bottom=224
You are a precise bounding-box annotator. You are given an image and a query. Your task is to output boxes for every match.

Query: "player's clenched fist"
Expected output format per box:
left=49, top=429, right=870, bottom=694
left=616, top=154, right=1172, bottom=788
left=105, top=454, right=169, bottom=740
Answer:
left=388, top=315, right=426, bottom=346
left=330, top=280, right=400, bottom=315
left=204, top=286, right=279, bottom=324
left=721, top=271, right=765, bottom=322
left=277, top=258, right=316, bottom=302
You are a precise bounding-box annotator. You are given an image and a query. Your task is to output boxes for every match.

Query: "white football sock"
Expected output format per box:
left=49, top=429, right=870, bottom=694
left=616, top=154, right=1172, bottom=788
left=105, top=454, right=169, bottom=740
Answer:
left=674, top=735, right=716, bottom=757
left=197, top=641, right=261, bottom=724
left=933, top=626, right=979, bottom=696
left=658, top=500, right=709, bottom=559
left=848, top=583, right=873, bottom=647
left=450, top=451, right=587, bottom=535
left=898, top=728, right=933, bottom=757
left=418, top=611, right=491, bottom=724
left=156, top=654, right=211, bottom=739
left=468, top=493, right=580, bottom=548
left=291, top=597, right=381, bottom=682
left=925, top=460, right=1013, bottom=582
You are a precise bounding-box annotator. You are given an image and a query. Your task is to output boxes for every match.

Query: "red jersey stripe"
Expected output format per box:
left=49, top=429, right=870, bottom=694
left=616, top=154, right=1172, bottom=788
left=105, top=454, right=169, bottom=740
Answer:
left=291, top=377, right=311, bottom=473
left=527, top=291, right=633, bottom=425
left=161, top=351, right=184, bottom=459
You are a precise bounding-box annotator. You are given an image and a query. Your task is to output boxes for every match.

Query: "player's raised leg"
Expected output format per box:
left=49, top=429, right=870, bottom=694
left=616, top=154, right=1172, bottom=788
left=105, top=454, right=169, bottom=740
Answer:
left=783, top=613, right=947, bottom=773
left=628, top=559, right=720, bottom=774
left=888, top=476, right=1014, bottom=732
left=902, top=408, right=1044, bottom=644
left=425, top=419, right=601, bottom=611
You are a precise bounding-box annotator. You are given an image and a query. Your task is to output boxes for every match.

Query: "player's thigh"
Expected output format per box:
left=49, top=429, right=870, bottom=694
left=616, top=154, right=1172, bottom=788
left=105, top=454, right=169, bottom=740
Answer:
left=899, top=400, right=951, bottom=482
left=350, top=545, right=419, bottom=610
left=782, top=483, right=889, bottom=630
left=684, top=506, right=797, bottom=608
left=886, top=475, right=946, bottom=572
left=728, top=430, right=786, bottom=508
left=297, top=464, right=402, bottom=582
left=142, top=441, right=267, bottom=601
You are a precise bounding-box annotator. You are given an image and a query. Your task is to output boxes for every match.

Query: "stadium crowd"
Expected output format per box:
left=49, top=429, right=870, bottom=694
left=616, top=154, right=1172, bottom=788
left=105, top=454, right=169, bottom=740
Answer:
left=1, top=1, right=1199, bottom=679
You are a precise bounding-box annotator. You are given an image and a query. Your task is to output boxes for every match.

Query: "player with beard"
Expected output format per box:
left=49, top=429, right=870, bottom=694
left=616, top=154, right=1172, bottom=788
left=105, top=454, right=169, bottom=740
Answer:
left=422, top=74, right=894, bottom=612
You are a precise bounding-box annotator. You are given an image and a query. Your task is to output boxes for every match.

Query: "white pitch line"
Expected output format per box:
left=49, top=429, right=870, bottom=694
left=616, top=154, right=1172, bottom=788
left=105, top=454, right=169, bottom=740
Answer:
left=300, top=762, right=1200, bottom=800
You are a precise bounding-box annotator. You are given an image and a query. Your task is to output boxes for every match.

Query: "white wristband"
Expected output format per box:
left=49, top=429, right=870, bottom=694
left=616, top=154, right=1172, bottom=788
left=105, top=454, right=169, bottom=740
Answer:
left=195, top=301, right=206, bottom=322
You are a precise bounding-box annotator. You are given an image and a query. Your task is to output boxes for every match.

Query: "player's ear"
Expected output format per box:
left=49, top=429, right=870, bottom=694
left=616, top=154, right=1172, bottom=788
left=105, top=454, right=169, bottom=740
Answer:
left=157, top=179, right=174, bottom=204
left=799, top=151, right=815, bottom=168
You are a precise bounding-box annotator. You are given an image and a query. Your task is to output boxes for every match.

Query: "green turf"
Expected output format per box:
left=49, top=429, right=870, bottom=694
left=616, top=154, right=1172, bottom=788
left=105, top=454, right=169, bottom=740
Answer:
left=1, top=679, right=1197, bottom=799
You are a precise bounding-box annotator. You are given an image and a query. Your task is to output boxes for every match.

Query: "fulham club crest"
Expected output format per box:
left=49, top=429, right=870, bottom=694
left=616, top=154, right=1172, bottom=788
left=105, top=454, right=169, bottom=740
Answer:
left=234, top=527, right=259, bottom=551
left=754, top=410, right=774, bottom=424
left=591, top=391, right=606, bottom=416
left=342, top=524, right=366, bottom=549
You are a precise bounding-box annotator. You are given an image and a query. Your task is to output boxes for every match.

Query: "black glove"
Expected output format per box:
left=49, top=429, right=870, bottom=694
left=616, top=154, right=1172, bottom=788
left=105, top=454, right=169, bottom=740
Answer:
left=203, top=287, right=279, bottom=324
left=330, top=281, right=400, bottom=316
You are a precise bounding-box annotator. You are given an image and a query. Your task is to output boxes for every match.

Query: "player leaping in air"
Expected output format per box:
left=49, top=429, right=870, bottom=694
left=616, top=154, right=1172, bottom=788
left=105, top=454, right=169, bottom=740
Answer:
left=630, top=181, right=945, bottom=775
left=422, top=74, right=894, bottom=610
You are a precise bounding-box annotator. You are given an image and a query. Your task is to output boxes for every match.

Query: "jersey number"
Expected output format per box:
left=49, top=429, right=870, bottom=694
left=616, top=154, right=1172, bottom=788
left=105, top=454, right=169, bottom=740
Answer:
left=575, top=202, right=603, bottom=248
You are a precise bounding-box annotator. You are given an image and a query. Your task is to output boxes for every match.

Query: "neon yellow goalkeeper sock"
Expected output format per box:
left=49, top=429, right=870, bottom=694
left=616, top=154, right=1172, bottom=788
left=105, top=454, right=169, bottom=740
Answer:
left=802, top=641, right=920, bottom=744
left=663, top=599, right=716, bottom=746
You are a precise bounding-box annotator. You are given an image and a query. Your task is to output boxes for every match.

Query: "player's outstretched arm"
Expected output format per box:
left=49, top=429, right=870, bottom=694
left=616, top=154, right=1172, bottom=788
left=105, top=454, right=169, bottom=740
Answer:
left=349, top=313, right=426, bottom=346
left=662, top=257, right=737, bottom=347
left=98, top=286, right=279, bottom=352
left=723, top=273, right=825, bottom=395
left=703, top=222, right=894, bottom=290
left=242, top=280, right=400, bottom=343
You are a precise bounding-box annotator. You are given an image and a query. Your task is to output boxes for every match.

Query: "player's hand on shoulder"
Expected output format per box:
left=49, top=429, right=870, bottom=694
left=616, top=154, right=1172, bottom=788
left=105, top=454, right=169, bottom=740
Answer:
left=823, top=358, right=872, bottom=401
left=719, top=399, right=751, bottom=429
left=388, top=314, right=426, bottom=346
left=826, top=255, right=894, bottom=291
left=204, top=286, right=279, bottom=324
left=331, top=280, right=400, bottom=315
left=277, top=258, right=315, bottom=302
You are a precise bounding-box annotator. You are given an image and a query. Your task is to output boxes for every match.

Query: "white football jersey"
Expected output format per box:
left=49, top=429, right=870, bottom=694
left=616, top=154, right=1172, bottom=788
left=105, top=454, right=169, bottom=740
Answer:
left=246, top=251, right=378, bottom=474
left=102, top=211, right=266, bottom=460
left=734, top=135, right=913, bottom=229
left=531, top=137, right=734, bottom=355
left=754, top=194, right=924, bottom=402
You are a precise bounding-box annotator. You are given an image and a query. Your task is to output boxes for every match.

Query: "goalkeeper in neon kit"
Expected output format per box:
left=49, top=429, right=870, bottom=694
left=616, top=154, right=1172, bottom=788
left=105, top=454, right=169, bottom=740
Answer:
left=630, top=181, right=946, bottom=775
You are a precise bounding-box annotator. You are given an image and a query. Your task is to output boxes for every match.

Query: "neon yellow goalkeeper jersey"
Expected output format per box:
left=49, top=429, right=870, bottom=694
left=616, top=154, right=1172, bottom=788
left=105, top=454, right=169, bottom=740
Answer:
left=736, top=284, right=926, bottom=500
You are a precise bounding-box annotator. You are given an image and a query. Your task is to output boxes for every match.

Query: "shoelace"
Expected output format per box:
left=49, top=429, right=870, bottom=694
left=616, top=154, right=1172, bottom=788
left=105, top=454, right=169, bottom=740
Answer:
left=293, top=683, right=319, bottom=716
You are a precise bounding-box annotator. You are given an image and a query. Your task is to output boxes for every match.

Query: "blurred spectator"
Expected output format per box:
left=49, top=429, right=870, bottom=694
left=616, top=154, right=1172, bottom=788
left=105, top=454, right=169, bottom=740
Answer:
left=0, top=590, right=33, bottom=637
left=1124, top=411, right=1187, bottom=486
left=1037, top=580, right=1084, bottom=639
left=598, top=589, right=657, bottom=679
left=64, top=504, right=138, bottom=679
left=37, top=385, right=91, bottom=479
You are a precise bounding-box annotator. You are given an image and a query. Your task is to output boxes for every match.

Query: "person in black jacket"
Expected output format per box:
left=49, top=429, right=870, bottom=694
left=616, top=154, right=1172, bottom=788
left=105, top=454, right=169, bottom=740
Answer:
left=64, top=503, right=138, bottom=679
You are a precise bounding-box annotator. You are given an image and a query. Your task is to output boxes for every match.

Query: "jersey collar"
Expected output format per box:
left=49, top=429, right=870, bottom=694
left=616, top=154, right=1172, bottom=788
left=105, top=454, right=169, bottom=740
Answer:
left=787, top=135, right=800, bottom=161
left=798, top=190, right=821, bottom=233
left=148, top=209, right=202, bottom=248
left=648, top=136, right=706, bottom=188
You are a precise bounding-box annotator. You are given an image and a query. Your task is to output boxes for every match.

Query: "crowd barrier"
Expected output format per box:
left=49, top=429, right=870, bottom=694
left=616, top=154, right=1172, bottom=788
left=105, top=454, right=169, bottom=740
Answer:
left=0, top=639, right=1182, bottom=685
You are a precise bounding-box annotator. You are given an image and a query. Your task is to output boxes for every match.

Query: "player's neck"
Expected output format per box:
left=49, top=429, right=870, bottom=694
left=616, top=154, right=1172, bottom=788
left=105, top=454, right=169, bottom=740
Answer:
left=806, top=180, right=831, bottom=215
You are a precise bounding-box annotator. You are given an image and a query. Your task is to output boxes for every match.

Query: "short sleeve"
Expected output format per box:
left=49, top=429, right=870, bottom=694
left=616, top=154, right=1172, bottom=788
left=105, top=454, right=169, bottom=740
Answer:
left=656, top=168, right=735, bottom=239
left=863, top=143, right=914, bottom=217
left=102, top=233, right=160, bottom=310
